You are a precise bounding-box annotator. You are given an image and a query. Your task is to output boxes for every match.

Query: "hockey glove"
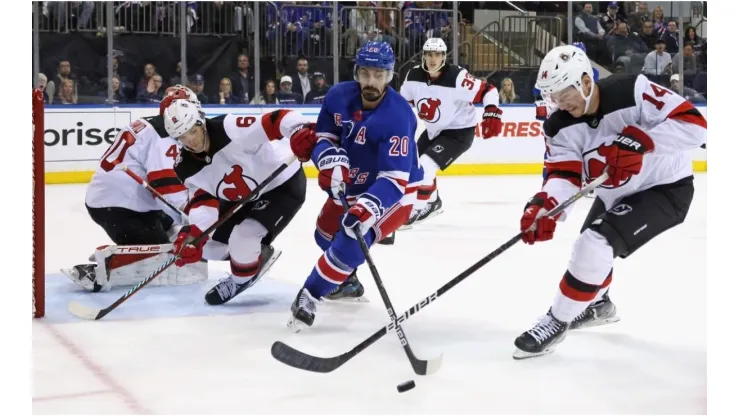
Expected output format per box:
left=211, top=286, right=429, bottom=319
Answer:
left=481, top=105, right=503, bottom=138
left=597, top=126, right=655, bottom=187
left=288, top=123, right=317, bottom=163
left=173, top=225, right=208, bottom=267
left=317, top=146, right=351, bottom=199
left=534, top=100, right=548, bottom=121
left=342, top=196, right=382, bottom=239
left=520, top=192, right=561, bottom=245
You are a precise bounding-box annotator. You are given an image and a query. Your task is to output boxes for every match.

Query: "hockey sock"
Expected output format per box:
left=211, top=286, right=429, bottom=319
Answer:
left=304, top=249, right=353, bottom=299
left=417, top=155, right=440, bottom=206
left=551, top=229, right=614, bottom=322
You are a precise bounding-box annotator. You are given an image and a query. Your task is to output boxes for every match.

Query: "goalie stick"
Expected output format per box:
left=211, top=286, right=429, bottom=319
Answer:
left=119, top=164, right=189, bottom=223
left=271, top=171, right=609, bottom=373
left=338, top=192, right=442, bottom=376
left=67, top=155, right=298, bottom=320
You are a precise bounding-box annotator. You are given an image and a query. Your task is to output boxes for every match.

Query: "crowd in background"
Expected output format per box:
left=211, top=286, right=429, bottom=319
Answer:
left=32, top=1, right=707, bottom=106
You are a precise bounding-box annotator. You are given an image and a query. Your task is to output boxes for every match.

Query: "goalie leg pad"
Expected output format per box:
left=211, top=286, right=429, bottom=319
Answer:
left=91, top=244, right=208, bottom=291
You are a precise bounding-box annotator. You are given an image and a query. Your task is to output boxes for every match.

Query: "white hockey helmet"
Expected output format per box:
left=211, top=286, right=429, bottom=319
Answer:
left=163, top=99, right=204, bottom=139
left=422, top=37, right=447, bottom=73
left=535, top=45, right=595, bottom=111
left=160, top=84, right=201, bottom=116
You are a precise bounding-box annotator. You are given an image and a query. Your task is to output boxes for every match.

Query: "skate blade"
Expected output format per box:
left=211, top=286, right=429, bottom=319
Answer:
left=512, top=346, right=558, bottom=360
left=571, top=316, right=621, bottom=330
left=60, top=268, right=95, bottom=292
left=406, top=208, right=445, bottom=229
left=323, top=295, right=370, bottom=303
left=287, top=317, right=311, bottom=333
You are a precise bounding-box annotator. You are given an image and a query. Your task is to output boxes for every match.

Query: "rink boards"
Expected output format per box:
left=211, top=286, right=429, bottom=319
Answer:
left=41, top=104, right=708, bottom=184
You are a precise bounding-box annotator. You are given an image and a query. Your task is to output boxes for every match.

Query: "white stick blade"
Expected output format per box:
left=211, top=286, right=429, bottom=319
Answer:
left=67, top=301, right=102, bottom=320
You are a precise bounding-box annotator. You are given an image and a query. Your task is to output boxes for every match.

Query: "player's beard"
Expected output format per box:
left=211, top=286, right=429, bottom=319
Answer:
left=361, top=86, right=384, bottom=102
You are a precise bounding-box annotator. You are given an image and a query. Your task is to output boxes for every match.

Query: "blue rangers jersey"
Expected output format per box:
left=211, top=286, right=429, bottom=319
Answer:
left=312, top=81, right=424, bottom=210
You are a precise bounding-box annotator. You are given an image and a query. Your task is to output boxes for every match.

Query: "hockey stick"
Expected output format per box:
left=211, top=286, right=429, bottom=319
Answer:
left=338, top=192, right=442, bottom=376
left=119, top=164, right=189, bottom=223
left=68, top=156, right=298, bottom=320
left=271, top=171, right=609, bottom=373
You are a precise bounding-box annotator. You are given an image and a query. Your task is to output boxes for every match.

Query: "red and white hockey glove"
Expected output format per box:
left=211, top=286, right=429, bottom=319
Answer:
left=481, top=105, right=503, bottom=138
left=520, top=192, right=561, bottom=245
left=288, top=123, right=317, bottom=163
left=173, top=225, right=208, bottom=267
left=342, top=196, right=382, bottom=239
left=534, top=100, right=548, bottom=121
left=597, top=126, right=655, bottom=187
left=317, top=146, right=351, bottom=199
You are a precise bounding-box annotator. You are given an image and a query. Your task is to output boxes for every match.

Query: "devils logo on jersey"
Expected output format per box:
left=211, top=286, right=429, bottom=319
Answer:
left=417, top=98, right=442, bottom=122
left=583, top=145, right=632, bottom=189
left=216, top=165, right=257, bottom=201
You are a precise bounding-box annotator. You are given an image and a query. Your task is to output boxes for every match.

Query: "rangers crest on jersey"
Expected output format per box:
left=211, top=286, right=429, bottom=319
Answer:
left=216, top=165, right=257, bottom=201
left=417, top=98, right=442, bottom=122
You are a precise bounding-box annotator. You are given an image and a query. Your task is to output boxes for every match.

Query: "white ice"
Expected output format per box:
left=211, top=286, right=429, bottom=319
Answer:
left=33, top=175, right=707, bottom=414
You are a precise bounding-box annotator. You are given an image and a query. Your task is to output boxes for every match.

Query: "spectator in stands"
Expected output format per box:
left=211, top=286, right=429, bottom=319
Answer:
left=499, top=78, right=520, bottom=104
left=652, top=6, right=667, bottom=35
left=639, top=20, right=660, bottom=51
left=59, top=79, right=78, bottom=105
left=170, top=61, right=183, bottom=86
left=277, top=75, right=304, bottom=104
left=46, top=59, right=77, bottom=104
left=250, top=80, right=279, bottom=105
left=627, top=2, right=651, bottom=35
left=601, top=2, right=625, bottom=35
left=377, top=2, right=401, bottom=50
left=36, top=73, right=51, bottom=104
left=47, top=1, right=95, bottom=31
left=136, top=63, right=157, bottom=97
left=404, top=2, right=430, bottom=55
left=101, top=75, right=128, bottom=104
left=661, top=20, right=680, bottom=54
left=277, top=2, right=311, bottom=56
left=669, top=74, right=705, bottom=103
left=305, top=72, right=331, bottom=104
left=189, top=74, right=208, bottom=104
left=607, top=21, right=649, bottom=69
left=346, top=3, right=380, bottom=55
left=672, top=42, right=698, bottom=79
left=215, top=78, right=239, bottom=104
left=574, top=4, right=605, bottom=61
left=136, top=73, right=165, bottom=103
left=229, top=54, right=256, bottom=104
left=642, top=38, right=672, bottom=77
left=290, top=57, right=312, bottom=102
left=685, top=26, right=705, bottom=52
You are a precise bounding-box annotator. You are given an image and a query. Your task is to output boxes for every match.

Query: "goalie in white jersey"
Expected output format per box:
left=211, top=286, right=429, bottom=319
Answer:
left=162, top=99, right=313, bottom=306
left=512, top=45, right=706, bottom=359
left=399, top=37, right=503, bottom=227
left=63, top=86, right=208, bottom=292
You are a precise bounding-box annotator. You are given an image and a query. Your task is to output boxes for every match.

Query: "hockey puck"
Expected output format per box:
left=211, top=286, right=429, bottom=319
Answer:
left=396, top=380, right=416, bottom=393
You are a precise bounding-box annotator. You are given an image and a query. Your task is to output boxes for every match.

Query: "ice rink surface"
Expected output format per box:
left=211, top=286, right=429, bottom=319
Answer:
left=33, top=175, right=707, bottom=414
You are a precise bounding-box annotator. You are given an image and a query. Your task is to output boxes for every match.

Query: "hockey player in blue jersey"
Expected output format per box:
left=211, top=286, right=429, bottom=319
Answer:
left=286, top=41, right=424, bottom=330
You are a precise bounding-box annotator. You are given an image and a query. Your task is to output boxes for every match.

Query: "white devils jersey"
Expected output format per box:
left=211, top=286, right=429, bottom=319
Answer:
left=542, top=73, right=706, bottom=214
left=174, top=110, right=305, bottom=232
left=399, top=64, right=499, bottom=139
left=85, top=115, right=188, bottom=219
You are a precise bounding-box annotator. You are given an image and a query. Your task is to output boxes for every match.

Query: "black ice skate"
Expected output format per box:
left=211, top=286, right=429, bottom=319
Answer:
left=288, top=288, right=319, bottom=332
left=323, top=270, right=368, bottom=302
left=204, top=245, right=282, bottom=305
left=513, top=309, right=569, bottom=360
left=61, top=264, right=101, bottom=292
left=400, top=196, right=444, bottom=230
left=377, top=231, right=396, bottom=245
left=569, top=290, right=620, bottom=330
